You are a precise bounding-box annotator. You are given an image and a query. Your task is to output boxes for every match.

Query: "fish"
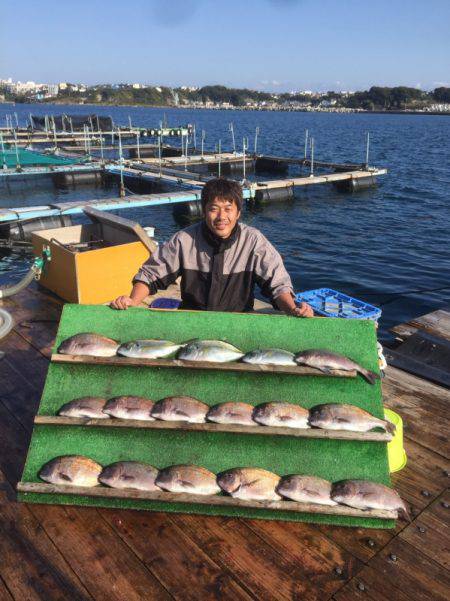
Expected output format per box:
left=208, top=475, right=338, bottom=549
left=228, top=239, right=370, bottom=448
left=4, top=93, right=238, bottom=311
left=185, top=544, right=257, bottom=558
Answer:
left=151, top=396, right=209, bottom=423
left=308, top=403, right=395, bottom=434
left=177, top=339, right=244, bottom=363
left=206, top=402, right=257, bottom=426
left=241, top=349, right=296, bottom=366
left=331, top=479, right=411, bottom=520
left=98, top=461, right=159, bottom=491
left=294, top=349, right=379, bottom=384
left=57, top=397, right=110, bottom=419
left=117, top=339, right=182, bottom=359
left=217, top=467, right=281, bottom=501
left=57, top=333, right=119, bottom=357
left=252, top=402, right=310, bottom=429
left=39, top=455, right=102, bottom=487
left=103, top=396, right=155, bottom=421
left=277, top=475, right=337, bottom=506
left=155, top=465, right=220, bottom=495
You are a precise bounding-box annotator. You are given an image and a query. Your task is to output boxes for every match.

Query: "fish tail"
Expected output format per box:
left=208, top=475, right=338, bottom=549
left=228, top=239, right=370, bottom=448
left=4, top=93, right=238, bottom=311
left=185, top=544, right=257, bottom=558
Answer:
left=398, top=502, right=412, bottom=522
left=360, top=369, right=380, bottom=385
left=384, top=419, right=396, bottom=436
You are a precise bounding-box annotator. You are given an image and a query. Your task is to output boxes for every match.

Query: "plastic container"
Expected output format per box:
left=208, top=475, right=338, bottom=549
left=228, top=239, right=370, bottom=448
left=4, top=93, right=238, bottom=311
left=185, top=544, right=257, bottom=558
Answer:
left=295, top=288, right=381, bottom=321
left=384, top=408, right=407, bottom=473
left=150, top=298, right=182, bottom=310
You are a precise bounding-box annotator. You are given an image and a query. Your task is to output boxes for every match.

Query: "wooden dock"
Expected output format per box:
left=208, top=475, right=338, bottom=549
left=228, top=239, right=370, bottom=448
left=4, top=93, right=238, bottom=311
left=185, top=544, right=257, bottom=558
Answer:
left=0, top=285, right=448, bottom=600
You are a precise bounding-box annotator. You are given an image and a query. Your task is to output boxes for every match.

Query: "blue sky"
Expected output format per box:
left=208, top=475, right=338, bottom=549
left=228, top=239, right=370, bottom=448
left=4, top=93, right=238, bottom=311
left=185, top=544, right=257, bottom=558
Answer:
left=1, top=0, right=449, bottom=91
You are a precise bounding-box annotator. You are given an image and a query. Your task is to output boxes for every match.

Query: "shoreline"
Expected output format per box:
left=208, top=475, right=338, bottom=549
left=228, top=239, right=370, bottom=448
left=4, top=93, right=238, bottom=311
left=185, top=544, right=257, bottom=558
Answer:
left=1, top=101, right=449, bottom=116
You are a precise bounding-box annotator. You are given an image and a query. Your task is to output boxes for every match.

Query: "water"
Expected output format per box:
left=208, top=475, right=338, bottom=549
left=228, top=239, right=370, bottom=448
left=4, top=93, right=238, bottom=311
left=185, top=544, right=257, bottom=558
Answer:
left=1, top=103, right=449, bottom=340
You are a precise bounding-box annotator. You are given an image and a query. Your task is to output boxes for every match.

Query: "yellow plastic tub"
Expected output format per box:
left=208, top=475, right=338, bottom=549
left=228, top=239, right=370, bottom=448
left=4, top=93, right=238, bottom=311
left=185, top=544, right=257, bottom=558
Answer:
left=384, top=408, right=407, bottom=472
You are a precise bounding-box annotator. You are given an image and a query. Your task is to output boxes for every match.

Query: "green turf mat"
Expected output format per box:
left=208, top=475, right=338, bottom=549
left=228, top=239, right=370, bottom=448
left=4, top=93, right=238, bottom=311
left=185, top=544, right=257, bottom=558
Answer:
left=19, top=304, right=394, bottom=528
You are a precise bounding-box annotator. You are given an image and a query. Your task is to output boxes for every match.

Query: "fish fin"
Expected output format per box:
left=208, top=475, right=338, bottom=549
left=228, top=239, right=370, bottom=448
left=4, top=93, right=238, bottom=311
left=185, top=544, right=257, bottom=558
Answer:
left=121, top=475, right=135, bottom=482
left=180, top=480, right=194, bottom=489
left=319, top=367, right=333, bottom=374
left=175, top=410, right=190, bottom=417
left=384, top=420, right=396, bottom=435
left=398, top=503, right=412, bottom=522
left=336, top=418, right=351, bottom=423
left=59, top=473, right=72, bottom=482
left=279, top=415, right=294, bottom=422
left=361, top=369, right=380, bottom=385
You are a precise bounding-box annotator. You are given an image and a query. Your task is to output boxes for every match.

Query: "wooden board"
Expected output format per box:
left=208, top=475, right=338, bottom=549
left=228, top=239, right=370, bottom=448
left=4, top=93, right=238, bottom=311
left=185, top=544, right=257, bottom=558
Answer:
left=16, top=483, right=398, bottom=520
left=51, top=352, right=358, bottom=378
left=384, top=347, right=450, bottom=389
left=390, top=308, right=450, bottom=342
left=33, top=415, right=392, bottom=442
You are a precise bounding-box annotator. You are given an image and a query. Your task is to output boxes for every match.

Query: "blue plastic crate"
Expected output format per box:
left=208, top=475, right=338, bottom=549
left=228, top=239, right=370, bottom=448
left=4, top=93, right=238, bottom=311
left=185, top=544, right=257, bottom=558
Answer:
left=150, top=297, right=182, bottom=310
left=295, top=288, right=381, bottom=321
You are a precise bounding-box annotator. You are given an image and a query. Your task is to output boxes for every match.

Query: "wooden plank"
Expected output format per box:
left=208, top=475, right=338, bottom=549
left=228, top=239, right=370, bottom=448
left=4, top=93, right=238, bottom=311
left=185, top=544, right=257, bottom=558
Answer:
left=33, top=415, right=392, bottom=442
left=17, top=482, right=398, bottom=520
left=391, top=438, right=450, bottom=514
left=0, top=579, right=13, bottom=601
left=245, top=519, right=363, bottom=598
left=256, top=168, right=387, bottom=190
left=101, top=509, right=252, bottom=601
left=51, top=353, right=358, bottom=379
left=173, top=513, right=344, bottom=601
left=28, top=505, right=173, bottom=601
left=365, top=538, right=449, bottom=600
left=383, top=366, right=450, bottom=458
left=0, top=469, right=93, bottom=601
left=399, top=491, right=450, bottom=569
left=391, top=308, right=450, bottom=342
left=384, top=347, right=450, bottom=389
left=333, top=565, right=413, bottom=601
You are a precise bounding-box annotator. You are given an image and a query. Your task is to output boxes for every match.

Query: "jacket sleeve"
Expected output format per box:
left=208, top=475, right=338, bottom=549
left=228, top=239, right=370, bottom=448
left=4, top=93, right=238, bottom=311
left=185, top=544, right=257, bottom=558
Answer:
left=253, top=234, right=294, bottom=302
left=132, top=232, right=181, bottom=294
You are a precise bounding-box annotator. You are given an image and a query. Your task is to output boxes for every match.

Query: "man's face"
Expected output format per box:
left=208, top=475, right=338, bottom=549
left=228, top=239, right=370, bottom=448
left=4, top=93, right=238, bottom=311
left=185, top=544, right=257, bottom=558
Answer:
left=204, top=196, right=241, bottom=239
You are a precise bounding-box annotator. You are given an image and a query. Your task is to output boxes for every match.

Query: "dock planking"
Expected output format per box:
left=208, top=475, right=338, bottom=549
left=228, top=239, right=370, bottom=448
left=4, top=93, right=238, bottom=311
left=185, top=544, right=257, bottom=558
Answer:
left=0, top=284, right=449, bottom=600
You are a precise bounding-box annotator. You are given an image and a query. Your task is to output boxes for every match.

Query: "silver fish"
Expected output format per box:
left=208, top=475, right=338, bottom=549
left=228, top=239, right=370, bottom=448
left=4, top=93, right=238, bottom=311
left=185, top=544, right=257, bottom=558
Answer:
left=151, top=396, right=209, bottom=423
left=252, top=402, right=310, bottom=429
left=99, top=461, right=159, bottom=491
left=309, top=404, right=395, bottom=434
left=177, top=340, right=244, bottom=363
left=58, top=333, right=119, bottom=357
left=58, top=397, right=110, bottom=419
left=217, top=467, right=281, bottom=501
left=241, top=349, right=296, bottom=366
left=117, top=339, right=182, bottom=359
left=277, top=475, right=337, bottom=506
left=331, top=479, right=411, bottom=520
left=39, top=455, right=102, bottom=487
left=155, top=465, right=220, bottom=495
left=206, top=402, right=257, bottom=426
left=295, top=349, right=379, bottom=384
left=103, top=396, right=155, bottom=421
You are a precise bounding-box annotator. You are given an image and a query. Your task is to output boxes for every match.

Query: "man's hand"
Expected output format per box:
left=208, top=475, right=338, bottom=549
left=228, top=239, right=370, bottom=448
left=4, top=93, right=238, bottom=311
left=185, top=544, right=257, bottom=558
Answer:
left=290, top=302, right=314, bottom=318
left=110, top=295, right=138, bottom=310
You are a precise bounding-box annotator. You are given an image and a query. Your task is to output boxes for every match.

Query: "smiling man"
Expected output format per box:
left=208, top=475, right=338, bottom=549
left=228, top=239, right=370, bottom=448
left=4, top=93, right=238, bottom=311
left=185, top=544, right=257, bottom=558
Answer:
left=111, top=178, right=313, bottom=316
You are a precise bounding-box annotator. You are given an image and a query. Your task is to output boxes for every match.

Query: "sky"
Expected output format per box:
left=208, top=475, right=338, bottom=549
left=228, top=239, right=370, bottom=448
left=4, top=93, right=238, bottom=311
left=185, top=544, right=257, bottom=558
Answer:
left=1, top=0, right=449, bottom=92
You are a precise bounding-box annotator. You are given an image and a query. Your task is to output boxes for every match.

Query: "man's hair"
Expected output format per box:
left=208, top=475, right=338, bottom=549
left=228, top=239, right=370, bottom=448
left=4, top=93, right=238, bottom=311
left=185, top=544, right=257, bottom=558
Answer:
left=201, top=178, right=243, bottom=212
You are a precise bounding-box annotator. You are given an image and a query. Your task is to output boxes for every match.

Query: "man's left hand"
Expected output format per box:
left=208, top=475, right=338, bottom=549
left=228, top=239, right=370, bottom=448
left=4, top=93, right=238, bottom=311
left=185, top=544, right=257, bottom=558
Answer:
left=290, top=302, right=314, bottom=318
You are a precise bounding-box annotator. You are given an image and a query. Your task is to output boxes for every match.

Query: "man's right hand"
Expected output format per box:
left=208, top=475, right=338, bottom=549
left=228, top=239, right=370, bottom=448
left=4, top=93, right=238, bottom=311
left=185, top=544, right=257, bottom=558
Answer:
left=110, top=296, right=138, bottom=310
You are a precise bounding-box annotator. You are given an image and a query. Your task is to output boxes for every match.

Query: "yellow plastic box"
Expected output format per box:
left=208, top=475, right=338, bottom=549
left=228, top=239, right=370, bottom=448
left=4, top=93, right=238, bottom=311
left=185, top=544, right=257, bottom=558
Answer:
left=31, top=208, right=155, bottom=304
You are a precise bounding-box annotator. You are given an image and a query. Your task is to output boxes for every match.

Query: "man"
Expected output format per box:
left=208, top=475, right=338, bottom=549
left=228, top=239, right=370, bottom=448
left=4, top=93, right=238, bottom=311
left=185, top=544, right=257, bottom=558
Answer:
left=111, top=178, right=313, bottom=317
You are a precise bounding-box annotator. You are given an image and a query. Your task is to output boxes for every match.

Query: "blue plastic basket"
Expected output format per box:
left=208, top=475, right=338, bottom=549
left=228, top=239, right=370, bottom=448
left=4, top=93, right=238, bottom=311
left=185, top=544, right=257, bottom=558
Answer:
left=150, top=298, right=182, bottom=310
left=295, top=288, right=381, bottom=321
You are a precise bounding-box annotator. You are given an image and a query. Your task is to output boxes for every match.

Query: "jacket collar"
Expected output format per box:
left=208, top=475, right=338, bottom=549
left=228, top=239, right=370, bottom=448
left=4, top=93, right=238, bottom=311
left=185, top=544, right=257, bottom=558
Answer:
left=201, top=220, right=240, bottom=252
